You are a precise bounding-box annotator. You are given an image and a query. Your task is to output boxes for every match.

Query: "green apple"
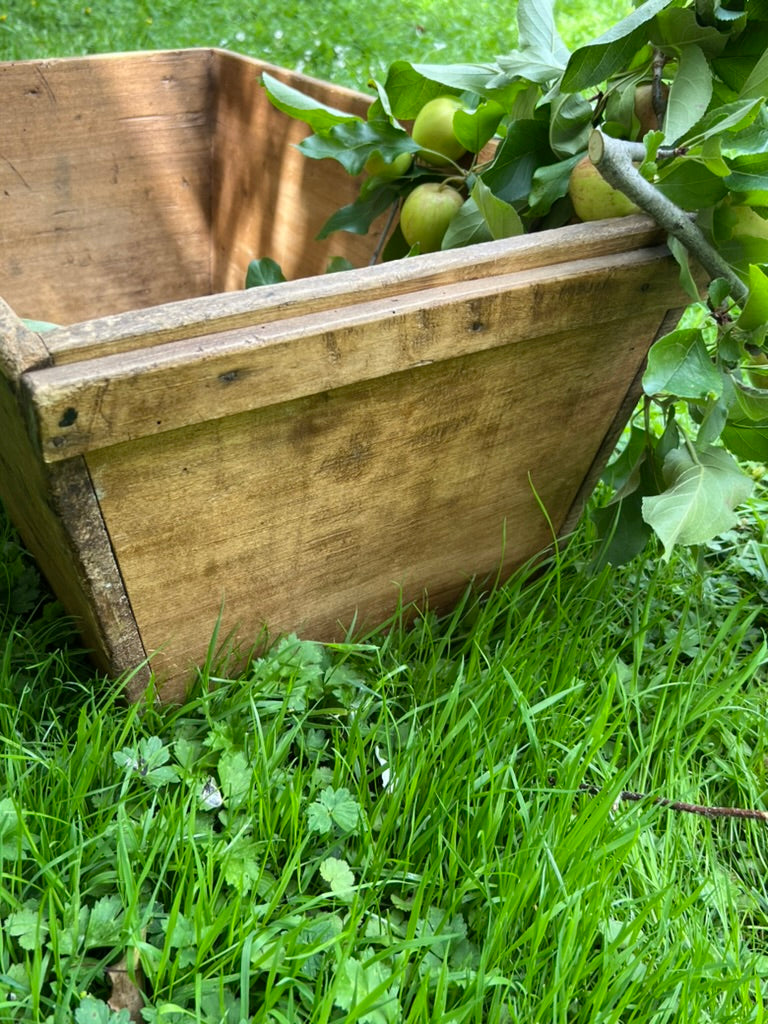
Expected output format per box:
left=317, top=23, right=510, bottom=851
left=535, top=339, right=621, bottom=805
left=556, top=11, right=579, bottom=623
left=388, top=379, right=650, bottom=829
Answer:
left=400, top=182, right=464, bottom=253
left=568, top=156, right=640, bottom=221
left=364, top=150, right=413, bottom=179
left=412, top=96, right=467, bottom=167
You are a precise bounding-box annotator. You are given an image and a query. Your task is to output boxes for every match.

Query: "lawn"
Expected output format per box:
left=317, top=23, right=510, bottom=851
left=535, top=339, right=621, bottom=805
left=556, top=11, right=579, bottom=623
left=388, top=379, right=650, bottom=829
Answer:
left=2, top=1, right=768, bottom=1022
left=0, top=1, right=631, bottom=87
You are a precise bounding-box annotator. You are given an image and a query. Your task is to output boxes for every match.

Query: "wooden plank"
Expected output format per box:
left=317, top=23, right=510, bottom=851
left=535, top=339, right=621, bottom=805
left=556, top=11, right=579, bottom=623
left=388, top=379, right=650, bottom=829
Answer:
left=0, top=311, right=148, bottom=693
left=210, top=49, right=378, bottom=293
left=43, top=216, right=669, bottom=365
left=558, top=305, right=685, bottom=542
left=25, top=246, right=685, bottom=461
left=85, top=305, right=670, bottom=700
left=0, top=299, right=52, bottom=379
left=0, top=50, right=214, bottom=324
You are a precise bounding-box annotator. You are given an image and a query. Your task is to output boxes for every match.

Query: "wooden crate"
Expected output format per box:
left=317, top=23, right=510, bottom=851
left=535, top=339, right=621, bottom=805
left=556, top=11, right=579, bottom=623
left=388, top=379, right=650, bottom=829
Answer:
left=0, top=48, right=685, bottom=700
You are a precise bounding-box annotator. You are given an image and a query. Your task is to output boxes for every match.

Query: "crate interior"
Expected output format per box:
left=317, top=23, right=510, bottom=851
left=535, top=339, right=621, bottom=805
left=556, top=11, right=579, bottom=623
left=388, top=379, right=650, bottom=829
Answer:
left=0, top=48, right=375, bottom=325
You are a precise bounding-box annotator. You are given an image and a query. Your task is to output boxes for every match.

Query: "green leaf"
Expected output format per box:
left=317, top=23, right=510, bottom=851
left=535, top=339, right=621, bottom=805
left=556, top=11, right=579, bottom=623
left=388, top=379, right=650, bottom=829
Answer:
left=663, top=44, right=713, bottom=144
left=712, top=19, right=768, bottom=92
left=651, top=7, right=729, bottom=57
left=261, top=71, right=360, bottom=133
left=641, top=445, right=754, bottom=557
left=730, top=377, right=768, bottom=422
left=684, top=97, right=764, bottom=147
left=738, top=265, right=768, bottom=331
left=643, top=328, right=723, bottom=399
left=21, top=318, right=60, bottom=332
left=307, top=786, right=361, bottom=834
left=316, top=185, right=399, bottom=239
left=326, top=256, right=356, bottom=274
left=76, top=997, right=132, bottom=1024
left=667, top=235, right=703, bottom=301
left=528, top=154, right=581, bottom=216
left=441, top=198, right=494, bottom=249
left=452, top=101, right=505, bottom=153
left=591, top=490, right=654, bottom=567
left=740, top=47, right=768, bottom=99
left=409, top=62, right=521, bottom=104
left=222, top=837, right=267, bottom=894
left=245, top=258, right=287, bottom=289
left=548, top=90, right=593, bottom=157
left=561, top=0, right=676, bottom=92
left=334, top=957, right=399, bottom=1024
left=654, top=158, right=729, bottom=210
left=721, top=420, right=768, bottom=461
left=218, top=749, right=252, bottom=808
left=481, top=119, right=553, bottom=204
left=470, top=179, right=525, bottom=240
left=5, top=905, right=48, bottom=951
left=0, top=796, right=21, bottom=843
left=695, top=393, right=730, bottom=445
left=319, top=857, right=356, bottom=899
left=517, top=0, right=571, bottom=67
left=299, top=120, right=417, bottom=175
left=493, top=0, right=570, bottom=84
left=381, top=62, right=457, bottom=119
left=86, top=895, right=124, bottom=948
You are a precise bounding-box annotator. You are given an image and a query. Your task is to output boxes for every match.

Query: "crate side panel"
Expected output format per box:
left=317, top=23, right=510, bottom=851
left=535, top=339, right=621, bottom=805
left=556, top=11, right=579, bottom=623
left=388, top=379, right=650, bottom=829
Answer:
left=0, top=376, right=148, bottom=690
left=85, top=308, right=664, bottom=701
left=28, top=247, right=684, bottom=462
left=0, top=51, right=214, bottom=324
left=44, top=217, right=670, bottom=367
left=210, top=52, right=380, bottom=292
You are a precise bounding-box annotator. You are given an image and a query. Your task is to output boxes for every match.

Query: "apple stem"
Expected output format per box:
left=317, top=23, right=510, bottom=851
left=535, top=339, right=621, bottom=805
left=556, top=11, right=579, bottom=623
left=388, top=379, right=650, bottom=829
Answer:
left=587, top=129, right=748, bottom=305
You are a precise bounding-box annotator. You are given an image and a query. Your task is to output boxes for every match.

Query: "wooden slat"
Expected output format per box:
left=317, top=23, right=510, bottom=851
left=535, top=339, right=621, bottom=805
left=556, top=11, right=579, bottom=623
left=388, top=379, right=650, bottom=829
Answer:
left=0, top=312, right=148, bottom=694
left=210, top=49, right=378, bottom=293
left=0, top=299, right=52, bottom=379
left=0, top=50, right=214, bottom=324
left=42, top=216, right=668, bottom=365
left=25, top=246, right=683, bottom=461
left=85, top=304, right=670, bottom=700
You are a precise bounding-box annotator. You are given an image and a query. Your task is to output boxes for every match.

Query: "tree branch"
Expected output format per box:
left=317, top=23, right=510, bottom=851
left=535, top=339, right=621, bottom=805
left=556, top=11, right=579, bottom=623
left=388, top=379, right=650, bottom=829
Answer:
left=588, top=129, right=749, bottom=306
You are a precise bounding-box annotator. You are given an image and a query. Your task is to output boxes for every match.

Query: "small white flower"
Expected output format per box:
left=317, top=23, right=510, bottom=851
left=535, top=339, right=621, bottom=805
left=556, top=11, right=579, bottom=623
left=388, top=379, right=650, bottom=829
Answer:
left=199, top=776, right=224, bottom=810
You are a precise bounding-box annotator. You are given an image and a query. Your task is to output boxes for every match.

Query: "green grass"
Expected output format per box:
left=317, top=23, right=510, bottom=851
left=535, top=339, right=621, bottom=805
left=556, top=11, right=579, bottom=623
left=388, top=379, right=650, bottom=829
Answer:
left=2, top=496, right=768, bottom=1021
left=0, top=0, right=631, bottom=88
left=2, top=0, right=768, bottom=1020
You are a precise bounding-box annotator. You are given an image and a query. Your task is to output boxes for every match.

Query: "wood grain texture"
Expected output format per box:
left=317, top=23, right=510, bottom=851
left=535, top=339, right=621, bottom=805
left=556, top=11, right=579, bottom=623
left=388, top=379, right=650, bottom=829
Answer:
left=0, top=50, right=214, bottom=324
left=27, top=246, right=683, bottom=461
left=85, top=303, right=672, bottom=701
left=0, top=313, right=148, bottom=693
left=210, top=50, right=377, bottom=293
left=43, top=216, right=669, bottom=366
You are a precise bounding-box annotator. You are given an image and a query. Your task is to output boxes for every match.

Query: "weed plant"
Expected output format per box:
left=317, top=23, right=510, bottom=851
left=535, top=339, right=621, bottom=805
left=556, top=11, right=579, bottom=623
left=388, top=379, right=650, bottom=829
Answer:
left=1, top=495, right=767, bottom=1022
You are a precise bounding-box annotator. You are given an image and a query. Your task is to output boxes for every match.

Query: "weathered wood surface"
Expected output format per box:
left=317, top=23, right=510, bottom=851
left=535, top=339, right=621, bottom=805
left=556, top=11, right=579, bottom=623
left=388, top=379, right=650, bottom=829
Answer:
left=0, top=307, right=148, bottom=694
left=210, top=49, right=375, bottom=292
left=84, top=300, right=672, bottom=699
left=0, top=51, right=213, bottom=323
left=26, top=246, right=682, bottom=461
left=0, top=49, right=377, bottom=326
left=43, top=216, right=669, bottom=365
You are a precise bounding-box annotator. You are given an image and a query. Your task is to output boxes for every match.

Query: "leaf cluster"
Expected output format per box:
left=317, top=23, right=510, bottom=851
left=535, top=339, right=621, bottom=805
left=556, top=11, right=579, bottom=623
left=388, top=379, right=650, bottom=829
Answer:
left=257, top=0, right=768, bottom=561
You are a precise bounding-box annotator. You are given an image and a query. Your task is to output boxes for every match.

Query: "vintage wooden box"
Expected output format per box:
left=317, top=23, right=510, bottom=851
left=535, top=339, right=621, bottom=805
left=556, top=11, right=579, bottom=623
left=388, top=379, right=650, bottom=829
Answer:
left=0, top=48, right=685, bottom=700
